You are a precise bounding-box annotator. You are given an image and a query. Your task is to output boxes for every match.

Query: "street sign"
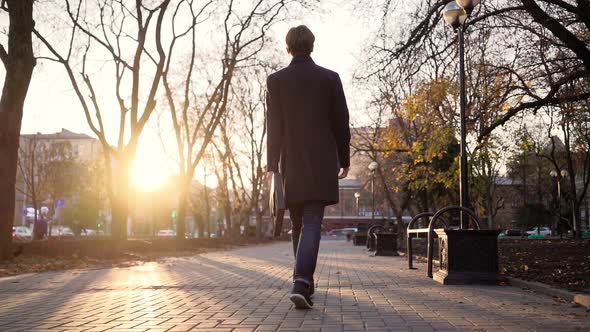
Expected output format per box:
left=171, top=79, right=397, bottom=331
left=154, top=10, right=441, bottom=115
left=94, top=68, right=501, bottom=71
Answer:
left=54, top=198, right=65, bottom=209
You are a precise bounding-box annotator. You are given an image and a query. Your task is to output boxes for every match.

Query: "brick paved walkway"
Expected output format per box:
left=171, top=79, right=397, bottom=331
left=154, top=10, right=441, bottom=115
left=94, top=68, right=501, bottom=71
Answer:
left=0, top=240, right=588, bottom=331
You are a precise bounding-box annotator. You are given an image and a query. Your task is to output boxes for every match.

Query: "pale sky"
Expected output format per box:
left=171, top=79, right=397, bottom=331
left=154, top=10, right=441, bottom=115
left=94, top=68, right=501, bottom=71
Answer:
left=17, top=0, right=382, bottom=190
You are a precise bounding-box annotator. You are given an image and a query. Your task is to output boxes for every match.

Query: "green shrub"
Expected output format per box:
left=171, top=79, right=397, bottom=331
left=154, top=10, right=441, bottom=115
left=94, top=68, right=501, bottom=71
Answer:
left=527, top=233, right=546, bottom=239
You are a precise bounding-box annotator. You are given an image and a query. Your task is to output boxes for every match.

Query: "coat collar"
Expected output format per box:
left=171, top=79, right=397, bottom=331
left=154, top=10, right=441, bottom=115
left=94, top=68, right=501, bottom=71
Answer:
left=289, top=55, right=314, bottom=66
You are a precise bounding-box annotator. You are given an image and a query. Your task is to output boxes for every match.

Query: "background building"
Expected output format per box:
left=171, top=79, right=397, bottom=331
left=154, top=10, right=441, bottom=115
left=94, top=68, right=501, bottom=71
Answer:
left=15, top=129, right=103, bottom=226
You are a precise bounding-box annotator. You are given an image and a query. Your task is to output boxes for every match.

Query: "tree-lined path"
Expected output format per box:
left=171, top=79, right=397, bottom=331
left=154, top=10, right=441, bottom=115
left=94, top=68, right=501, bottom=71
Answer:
left=0, top=240, right=588, bottom=331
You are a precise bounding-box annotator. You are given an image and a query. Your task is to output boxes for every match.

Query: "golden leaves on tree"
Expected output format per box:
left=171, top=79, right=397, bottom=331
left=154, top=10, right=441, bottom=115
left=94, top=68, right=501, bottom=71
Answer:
left=382, top=79, right=459, bottom=196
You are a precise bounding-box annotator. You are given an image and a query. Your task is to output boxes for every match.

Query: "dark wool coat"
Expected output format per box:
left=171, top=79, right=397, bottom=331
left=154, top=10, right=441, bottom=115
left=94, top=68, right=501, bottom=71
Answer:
left=266, top=55, right=351, bottom=207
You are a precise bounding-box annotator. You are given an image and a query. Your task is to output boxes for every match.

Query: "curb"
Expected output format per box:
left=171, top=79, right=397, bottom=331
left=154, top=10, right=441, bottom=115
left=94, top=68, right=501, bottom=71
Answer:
left=507, top=277, right=590, bottom=308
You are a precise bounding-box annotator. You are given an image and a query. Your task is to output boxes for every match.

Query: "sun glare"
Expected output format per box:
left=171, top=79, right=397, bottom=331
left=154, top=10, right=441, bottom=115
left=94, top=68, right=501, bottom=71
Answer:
left=131, top=151, right=173, bottom=192
left=194, top=164, right=219, bottom=189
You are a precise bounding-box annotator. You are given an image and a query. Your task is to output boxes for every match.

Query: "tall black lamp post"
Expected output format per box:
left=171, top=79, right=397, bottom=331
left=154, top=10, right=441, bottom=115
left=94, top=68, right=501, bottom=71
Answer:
left=442, top=0, right=479, bottom=229
left=368, top=161, right=379, bottom=221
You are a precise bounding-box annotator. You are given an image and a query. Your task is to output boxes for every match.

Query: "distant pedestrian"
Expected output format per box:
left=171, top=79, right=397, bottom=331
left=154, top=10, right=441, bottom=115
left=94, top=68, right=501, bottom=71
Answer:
left=33, top=211, right=48, bottom=240
left=266, top=25, right=351, bottom=309
left=40, top=213, right=48, bottom=239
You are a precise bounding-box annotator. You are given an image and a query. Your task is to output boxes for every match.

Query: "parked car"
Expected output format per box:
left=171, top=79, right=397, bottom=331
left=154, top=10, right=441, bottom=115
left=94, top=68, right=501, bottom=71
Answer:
left=525, top=227, right=552, bottom=236
left=328, top=228, right=357, bottom=236
left=49, top=226, right=75, bottom=238
left=156, top=229, right=176, bottom=237
left=81, top=229, right=98, bottom=237
left=12, top=226, right=32, bottom=243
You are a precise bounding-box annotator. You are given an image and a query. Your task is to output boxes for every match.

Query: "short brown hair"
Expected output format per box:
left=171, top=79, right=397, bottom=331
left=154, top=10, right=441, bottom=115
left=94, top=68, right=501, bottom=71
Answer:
left=286, top=25, right=315, bottom=56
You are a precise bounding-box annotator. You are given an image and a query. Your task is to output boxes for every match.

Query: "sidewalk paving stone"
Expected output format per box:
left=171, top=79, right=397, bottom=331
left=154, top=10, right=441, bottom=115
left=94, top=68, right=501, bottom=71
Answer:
left=1, top=240, right=589, bottom=331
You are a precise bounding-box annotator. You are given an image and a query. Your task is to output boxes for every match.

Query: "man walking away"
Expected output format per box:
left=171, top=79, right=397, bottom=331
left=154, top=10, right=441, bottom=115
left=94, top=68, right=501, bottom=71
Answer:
left=266, top=25, right=351, bottom=309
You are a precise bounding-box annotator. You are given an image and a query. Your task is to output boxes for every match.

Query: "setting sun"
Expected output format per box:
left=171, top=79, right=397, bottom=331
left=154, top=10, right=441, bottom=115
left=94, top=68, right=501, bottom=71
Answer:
left=131, top=150, right=173, bottom=192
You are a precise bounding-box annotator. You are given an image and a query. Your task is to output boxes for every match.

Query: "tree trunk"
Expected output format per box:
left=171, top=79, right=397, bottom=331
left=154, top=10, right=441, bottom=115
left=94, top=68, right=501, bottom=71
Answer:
left=0, top=0, right=36, bottom=261
left=111, top=157, right=130, bottom=241
left=204, top=185, right=210, bottom=237
left=563, top=119, right=582, bottom=240
left=486, top=186, right=494, bottom=229
left=111, top=197, right=127, bottom=240
left=255, top=208, right=263, bottom=239
left=219, top=168, right=232, bottom=238
left=395, top=213, right=405, bottom=236
left=376, top=167, right=406, bottom=237
left=195, top=211, right=205, bottom=238
left=420, top=190, right=429, bottom=212
left=176, top=186, right=188, bottom=241
left=224, top=198, right=232, bottom=238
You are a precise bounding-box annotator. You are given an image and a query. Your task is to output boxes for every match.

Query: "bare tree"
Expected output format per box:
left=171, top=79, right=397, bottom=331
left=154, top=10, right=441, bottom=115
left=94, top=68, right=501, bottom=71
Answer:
left=466, top=36, right=515, bottom=229
left=229, top=69, right=272, bottom=238
left=161, top=0, right=302, bottom=240
left=208, top=69, right=271, bottom=238
left=534, top=105, right=590, bottom=239
left=0, top=0, right=36, bottom=260
left=35, top=0, right=175, bottom=240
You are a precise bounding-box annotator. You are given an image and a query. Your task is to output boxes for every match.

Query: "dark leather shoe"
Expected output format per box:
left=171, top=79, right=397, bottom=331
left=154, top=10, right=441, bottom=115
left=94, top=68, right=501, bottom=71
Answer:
left=309, top=282, right=314, bottom=298
left=289, top=281, right=313, bottom=309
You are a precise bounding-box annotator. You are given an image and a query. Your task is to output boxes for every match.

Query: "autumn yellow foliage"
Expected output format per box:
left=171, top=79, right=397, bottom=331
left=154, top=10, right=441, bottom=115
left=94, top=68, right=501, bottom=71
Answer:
left=382, top=79, right=459, bottom=203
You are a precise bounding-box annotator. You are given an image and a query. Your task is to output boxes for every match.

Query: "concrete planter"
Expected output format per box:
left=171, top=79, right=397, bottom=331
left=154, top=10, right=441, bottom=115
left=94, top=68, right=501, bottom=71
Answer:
left=433, top=229, right=506, bottom=285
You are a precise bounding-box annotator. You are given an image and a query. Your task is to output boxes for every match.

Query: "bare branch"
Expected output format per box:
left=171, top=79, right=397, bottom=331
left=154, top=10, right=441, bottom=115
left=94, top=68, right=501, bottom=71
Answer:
left=0, top=44, right=7, bottom=68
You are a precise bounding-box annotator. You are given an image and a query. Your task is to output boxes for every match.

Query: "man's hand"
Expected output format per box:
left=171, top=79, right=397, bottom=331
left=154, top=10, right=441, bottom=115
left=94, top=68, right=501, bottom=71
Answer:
left=338, top=167, right=349, bottom=179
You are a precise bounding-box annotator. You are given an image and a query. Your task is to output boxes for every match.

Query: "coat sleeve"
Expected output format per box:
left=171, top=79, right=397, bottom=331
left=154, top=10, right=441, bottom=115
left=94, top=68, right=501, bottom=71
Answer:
left=266, top=74, right=283, bottom=172
left=331, top=73, right=351, bottom=168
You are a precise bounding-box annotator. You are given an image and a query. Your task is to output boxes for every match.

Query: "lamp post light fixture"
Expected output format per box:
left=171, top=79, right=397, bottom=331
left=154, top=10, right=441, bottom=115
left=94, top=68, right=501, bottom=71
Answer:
left=442, top=0, right=480, bottom=229
left=442, top=2, right=467, bottom=29
left=354, top=192, right=361, bottom=216
left=561, top=169, right=569, bottom=177
left=368, top=161, right=379, bottom=221
left=456, top=0, right=480, bottom=15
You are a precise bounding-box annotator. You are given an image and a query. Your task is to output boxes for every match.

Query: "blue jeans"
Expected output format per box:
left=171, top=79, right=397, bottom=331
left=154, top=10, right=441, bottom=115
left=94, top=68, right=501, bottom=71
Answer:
left=290, top=203, right=325, bottom=286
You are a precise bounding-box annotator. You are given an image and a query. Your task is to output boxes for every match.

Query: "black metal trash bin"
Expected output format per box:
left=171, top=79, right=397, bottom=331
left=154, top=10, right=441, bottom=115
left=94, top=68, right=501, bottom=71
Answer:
left=374, top=232, right=399, bottom=256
